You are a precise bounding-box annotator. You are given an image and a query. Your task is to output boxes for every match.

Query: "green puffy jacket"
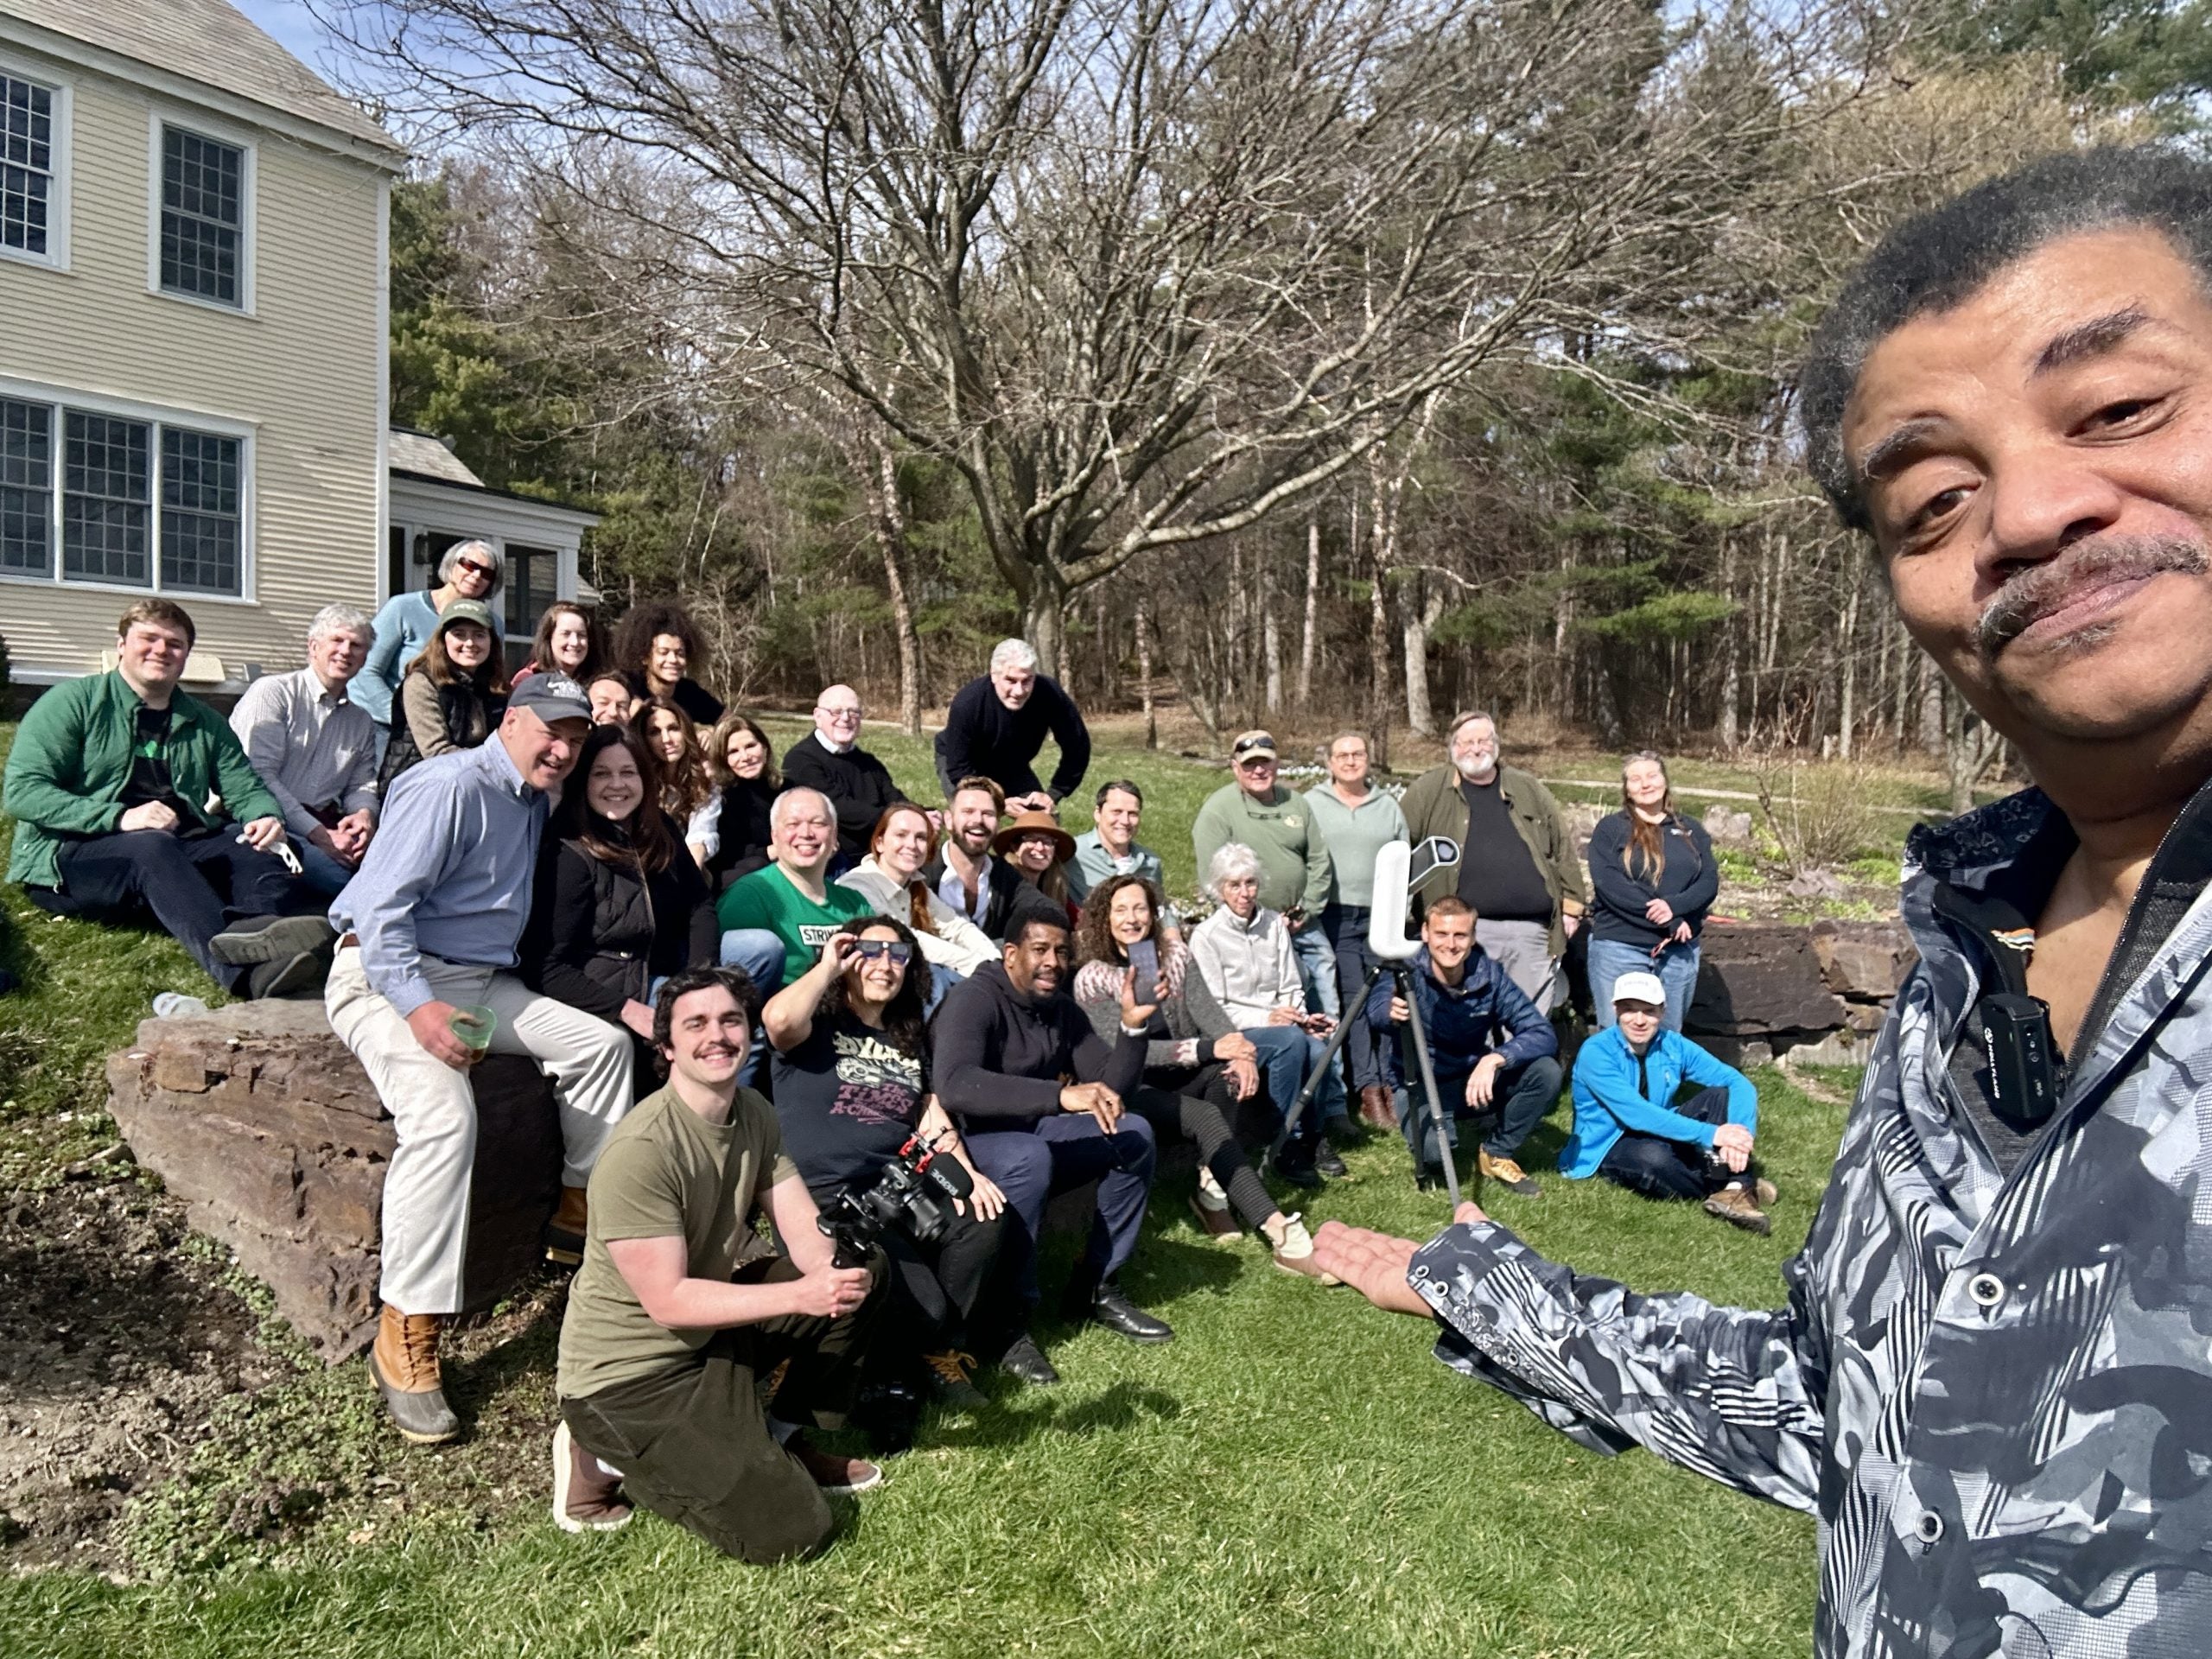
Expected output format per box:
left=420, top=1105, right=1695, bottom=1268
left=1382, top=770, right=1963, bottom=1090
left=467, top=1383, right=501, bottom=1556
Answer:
left=4, top=671, right=282, bottom=891
left=1397, top=761, right=1586, bottom=957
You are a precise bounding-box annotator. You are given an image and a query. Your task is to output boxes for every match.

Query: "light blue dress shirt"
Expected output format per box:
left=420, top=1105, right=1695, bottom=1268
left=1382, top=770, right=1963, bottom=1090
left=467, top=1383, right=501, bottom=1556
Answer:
left=328, top=737, right=546, bottom=1016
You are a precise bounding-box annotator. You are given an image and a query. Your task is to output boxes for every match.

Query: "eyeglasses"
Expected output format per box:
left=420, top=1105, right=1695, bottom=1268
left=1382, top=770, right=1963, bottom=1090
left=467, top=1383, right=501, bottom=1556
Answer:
left=456, top=558, right=496, bottom=579
left=851, top=939, right=913, bottom=964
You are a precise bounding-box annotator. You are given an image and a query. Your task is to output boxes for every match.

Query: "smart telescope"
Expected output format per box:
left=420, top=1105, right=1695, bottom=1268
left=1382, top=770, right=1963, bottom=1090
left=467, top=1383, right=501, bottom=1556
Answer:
left=1274, top=836, right=1467, bottom=1207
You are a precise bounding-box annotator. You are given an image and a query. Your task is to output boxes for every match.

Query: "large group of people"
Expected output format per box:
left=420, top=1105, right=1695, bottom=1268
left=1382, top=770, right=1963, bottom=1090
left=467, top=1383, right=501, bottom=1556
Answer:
left=2, top=592, right=1764, bottom=1557
left=6, top=146, right=2201, bottom=1646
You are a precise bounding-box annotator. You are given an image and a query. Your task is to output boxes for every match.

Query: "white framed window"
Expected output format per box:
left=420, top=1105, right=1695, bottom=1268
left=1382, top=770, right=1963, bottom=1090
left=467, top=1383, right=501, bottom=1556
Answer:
left=150, top=116, right=253, bottom=311
left=0, top=60, right=68, bottom=269
left=0, top=382, right=252, bottom=600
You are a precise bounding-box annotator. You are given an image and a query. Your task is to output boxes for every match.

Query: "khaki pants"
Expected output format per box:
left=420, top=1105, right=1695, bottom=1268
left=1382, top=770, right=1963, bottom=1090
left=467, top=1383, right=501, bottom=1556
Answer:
left=1475, top=918, right=1562, bottom=1015
left=325, top=945, right=634, bottom=1315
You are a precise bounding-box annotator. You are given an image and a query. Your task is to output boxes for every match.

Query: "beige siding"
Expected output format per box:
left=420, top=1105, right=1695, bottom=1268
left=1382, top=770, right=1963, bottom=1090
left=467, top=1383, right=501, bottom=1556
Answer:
left=0, top=44, right=384, bottom=681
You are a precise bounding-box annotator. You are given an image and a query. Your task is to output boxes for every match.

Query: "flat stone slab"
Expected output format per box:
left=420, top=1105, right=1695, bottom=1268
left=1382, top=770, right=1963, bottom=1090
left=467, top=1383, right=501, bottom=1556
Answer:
left=105, top=1001, right=561, bottom=1360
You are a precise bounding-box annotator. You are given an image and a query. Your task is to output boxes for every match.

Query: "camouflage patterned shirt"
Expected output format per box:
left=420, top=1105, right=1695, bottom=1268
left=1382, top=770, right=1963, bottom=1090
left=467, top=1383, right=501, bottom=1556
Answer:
left=1408, top=784, right=2212, bottom=1655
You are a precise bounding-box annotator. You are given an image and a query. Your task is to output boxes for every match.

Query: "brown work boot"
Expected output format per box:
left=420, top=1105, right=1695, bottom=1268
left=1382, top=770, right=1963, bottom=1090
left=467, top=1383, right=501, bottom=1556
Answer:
left=551, top=1420, right=633, bottom=1533
left=545, top=1185, right=589, bottom=1266
left=1478, top=1150, right=1541, bottom=1198
left=368, top=1304, right=461, bottom=1443
left=1705, top=1185, right=1773, bottom=1236
left=1753, top=1177, right=1779, bottom=1207
left=1357, top=1084, right=1395, bottom=1130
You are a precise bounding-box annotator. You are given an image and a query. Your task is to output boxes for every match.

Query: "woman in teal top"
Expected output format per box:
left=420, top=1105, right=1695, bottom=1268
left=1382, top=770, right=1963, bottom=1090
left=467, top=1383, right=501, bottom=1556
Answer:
left=356, top=540, right=505, bottom=727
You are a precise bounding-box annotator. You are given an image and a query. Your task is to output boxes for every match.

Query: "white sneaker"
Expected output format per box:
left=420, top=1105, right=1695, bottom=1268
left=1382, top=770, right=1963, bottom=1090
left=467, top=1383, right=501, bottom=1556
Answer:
left=1269, top=1214, right=1340, bottom=1285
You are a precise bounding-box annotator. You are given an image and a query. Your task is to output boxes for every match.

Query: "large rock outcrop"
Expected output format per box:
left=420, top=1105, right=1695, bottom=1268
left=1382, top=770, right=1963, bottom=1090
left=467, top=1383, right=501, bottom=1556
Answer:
left=1684, top=918, right=1916, bottom=1067
left=105, top=1001, right=561, bottom=1360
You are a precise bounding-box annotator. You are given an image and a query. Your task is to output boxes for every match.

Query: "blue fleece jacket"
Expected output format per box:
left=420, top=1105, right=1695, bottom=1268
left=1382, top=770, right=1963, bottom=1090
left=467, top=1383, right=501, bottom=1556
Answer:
left=1561, top=1025, right=1757, bottom=1179
left=1366, top=945, right=1556, bottom=1089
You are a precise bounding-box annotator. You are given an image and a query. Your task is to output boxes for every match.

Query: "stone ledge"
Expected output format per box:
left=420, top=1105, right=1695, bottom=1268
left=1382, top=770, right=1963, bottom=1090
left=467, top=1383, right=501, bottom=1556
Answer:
left=105, top=1001, right=561, bottom=1361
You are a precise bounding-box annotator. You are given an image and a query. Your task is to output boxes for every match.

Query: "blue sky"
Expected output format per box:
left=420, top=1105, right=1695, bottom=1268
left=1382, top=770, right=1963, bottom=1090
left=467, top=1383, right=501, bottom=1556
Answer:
left=232, top=0, right=340, bottom=73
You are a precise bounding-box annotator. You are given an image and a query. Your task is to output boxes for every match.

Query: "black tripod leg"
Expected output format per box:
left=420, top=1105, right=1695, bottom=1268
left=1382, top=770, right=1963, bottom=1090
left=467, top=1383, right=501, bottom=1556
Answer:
left=1268, top=960, right=1385, bottom=1160
left=1395, top=967, right=1464, bottom=1209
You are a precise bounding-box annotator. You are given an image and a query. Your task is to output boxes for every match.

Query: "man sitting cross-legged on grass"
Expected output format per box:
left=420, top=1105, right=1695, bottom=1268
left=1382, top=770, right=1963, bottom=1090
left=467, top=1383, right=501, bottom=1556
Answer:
left=554, top=967, right=887, bottom=1557
left=932, top=896, right=1173, bottom=1382
left=1369, top=896, right=1561, bottom=1197
left=326, top=674, right=635, bottom=1445
left=1564, top=970, right=1773, bottom=1234
left=4, top=598, right=335, bottom=1001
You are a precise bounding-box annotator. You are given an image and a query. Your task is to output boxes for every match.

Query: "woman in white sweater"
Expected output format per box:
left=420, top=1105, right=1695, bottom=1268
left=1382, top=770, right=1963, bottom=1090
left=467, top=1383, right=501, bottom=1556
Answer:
left=1189, top=842, right=1348, bottom=1166
left=837, top=803, right=999, bottom=1004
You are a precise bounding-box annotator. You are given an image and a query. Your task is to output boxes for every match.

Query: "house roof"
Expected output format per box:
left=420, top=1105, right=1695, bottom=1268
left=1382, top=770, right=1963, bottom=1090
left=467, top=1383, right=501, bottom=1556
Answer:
left=2, top=0, right=403, bottom=156
left=388, top=427, right=484, bottom=488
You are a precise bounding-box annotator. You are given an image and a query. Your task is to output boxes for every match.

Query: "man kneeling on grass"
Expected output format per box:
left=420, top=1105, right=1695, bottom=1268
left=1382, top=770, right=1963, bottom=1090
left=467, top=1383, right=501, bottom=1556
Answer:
left=553, top=967, right=888, bottom=1557
left=1562, top=971, right=1774, bottom=1234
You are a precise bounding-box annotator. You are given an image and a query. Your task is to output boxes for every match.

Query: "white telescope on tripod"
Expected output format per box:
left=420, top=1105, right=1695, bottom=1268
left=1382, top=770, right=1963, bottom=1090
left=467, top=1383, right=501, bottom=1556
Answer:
left=1368, top=836, right=1462, bottom=959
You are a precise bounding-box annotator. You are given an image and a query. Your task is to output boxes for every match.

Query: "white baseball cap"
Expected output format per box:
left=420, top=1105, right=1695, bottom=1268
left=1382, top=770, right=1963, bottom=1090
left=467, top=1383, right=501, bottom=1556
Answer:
left=1610, top=970, right=1667, bottom=1008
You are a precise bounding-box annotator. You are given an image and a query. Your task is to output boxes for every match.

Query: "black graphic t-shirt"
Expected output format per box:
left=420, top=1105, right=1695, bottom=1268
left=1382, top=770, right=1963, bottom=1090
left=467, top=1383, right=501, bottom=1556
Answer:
left=120, top=703, right=198, bottom=825
left=770, top=1012, right=929, bottom=1198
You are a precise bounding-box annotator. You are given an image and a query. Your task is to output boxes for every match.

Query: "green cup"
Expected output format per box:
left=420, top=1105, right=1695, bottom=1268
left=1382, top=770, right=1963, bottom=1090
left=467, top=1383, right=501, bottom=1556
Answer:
left=449, top=1005, right=498, bottom=1051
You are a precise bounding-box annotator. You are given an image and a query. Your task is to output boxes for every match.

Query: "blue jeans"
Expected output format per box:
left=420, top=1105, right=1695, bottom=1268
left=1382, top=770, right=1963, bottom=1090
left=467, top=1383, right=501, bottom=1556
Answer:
left=963, top=1110, right=1159, bottom=1312
left=1393, top=1054, right=1563, bottom=1165
left=1588, top=937, right=1701, bottom=1032
left=1288, top=921, right=1347, bottom=1121
left=292, top=836, right=357, bottom=899
left=1241, top=1024, right=1320, bottom=1153
left=719, top=928, right=788, bottom=1085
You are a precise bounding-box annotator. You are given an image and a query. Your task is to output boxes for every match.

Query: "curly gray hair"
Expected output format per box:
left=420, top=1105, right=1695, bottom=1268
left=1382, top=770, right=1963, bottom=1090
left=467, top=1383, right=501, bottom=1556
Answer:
left=1207, top=841, right=1263, bottom=897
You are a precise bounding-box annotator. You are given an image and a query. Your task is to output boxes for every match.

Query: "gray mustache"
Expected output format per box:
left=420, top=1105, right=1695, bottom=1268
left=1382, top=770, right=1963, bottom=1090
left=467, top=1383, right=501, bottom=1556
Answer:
left=1976, top=536, right=2209, bottom=654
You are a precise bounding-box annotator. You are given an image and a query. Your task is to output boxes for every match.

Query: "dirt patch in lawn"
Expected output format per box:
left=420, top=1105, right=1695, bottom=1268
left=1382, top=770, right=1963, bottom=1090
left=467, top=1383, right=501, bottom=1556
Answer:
left=0, top=1173, right=277, bottom=1569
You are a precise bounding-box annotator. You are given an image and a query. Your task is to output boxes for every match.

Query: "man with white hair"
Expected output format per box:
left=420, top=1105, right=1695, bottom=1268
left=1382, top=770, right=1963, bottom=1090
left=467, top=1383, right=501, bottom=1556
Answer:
left=1397, top=712, right=1584, bottom=1014
left=934, top=639, right=1091, bottom=813
left=229, top=604, right=383, bottom=896
left=780, top=683, right=904, bottom=866
left=715, top=787, right=876, bottom=1002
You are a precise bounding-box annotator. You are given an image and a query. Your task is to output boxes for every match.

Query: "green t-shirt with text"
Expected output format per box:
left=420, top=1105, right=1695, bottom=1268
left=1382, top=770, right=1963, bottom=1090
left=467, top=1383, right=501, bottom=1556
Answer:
left=556, top=1084, right=798, bottom=1400
left=715, top=862, right=874, bottom=983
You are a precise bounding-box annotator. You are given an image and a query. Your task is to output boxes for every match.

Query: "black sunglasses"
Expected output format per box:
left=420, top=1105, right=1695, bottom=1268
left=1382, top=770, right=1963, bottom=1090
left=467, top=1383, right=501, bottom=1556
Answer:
left=457, top=557, right=496, bottom=579
left=851, top=939, right=913, bottom=964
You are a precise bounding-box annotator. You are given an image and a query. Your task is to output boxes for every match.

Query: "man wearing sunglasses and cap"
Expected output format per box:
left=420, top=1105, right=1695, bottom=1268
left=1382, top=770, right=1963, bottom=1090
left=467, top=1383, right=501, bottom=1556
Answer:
left=327, top=671, right=635, bottom=1446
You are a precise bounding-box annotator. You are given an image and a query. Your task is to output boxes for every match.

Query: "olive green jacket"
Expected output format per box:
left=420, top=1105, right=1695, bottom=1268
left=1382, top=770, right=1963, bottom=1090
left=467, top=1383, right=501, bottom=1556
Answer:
left=1397, top=761, right=1586, bottom=957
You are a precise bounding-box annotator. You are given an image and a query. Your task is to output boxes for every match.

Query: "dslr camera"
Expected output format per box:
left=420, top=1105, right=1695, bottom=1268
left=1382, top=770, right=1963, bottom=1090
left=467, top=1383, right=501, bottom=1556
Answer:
left=817, top=1132, right=976, bottom=1268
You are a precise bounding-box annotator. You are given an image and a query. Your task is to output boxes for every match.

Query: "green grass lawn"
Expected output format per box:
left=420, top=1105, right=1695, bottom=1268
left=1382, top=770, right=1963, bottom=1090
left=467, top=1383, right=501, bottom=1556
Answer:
left=0, top=718, right=1832, bottom=1657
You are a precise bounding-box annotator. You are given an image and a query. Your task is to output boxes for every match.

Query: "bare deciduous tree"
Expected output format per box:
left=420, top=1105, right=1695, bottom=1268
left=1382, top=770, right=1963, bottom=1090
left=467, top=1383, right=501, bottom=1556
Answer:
left=335, top=0, right=1884, bottom=673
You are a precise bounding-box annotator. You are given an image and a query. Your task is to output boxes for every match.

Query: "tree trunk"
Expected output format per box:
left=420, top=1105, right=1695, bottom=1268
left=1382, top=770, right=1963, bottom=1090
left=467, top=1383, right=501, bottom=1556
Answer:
left=1135, top=594, right=1158, bottom=749
left=1718, top=536, right=1740, bottom=752
left=1836, top=575, right=1861, bottom=760
left=1263, top=565, right=1283, bottom=716
left=1946, top=686, right=2001, bottom=815
left=1403, top=579, right=1445, bottom=737
left=1022, top=569, right=1067, bottom=680
left=1918, top=655, right=1946, bottom=756
left=862, top=439, right=924, bottom=737
left=1298, top=514, right=1320, bottom=709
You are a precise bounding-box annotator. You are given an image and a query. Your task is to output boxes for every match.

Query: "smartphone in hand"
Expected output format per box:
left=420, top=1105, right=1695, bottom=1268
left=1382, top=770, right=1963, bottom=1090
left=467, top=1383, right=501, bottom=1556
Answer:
left=1128, top=938, right=1160, bottom=1007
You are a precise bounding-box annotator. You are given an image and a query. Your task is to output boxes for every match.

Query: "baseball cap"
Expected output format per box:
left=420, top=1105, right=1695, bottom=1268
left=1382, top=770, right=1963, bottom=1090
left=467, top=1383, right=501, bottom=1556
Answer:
left=1230, top=730, right=1277, bottom=762
left=435, top=597, right=497, bottom=632
left=1610, top=970, right=1667, bottom=1008
left=509, top=671, right=594, bottom=725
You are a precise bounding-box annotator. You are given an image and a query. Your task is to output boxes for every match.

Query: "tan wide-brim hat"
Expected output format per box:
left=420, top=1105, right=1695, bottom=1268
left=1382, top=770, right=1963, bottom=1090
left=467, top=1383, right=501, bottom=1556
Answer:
left=992, top=809, right=1077, bottom=863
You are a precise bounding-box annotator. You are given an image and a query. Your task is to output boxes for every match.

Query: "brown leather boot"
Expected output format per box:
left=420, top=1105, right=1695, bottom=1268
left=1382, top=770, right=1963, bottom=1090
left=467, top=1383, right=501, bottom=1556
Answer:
left=545, top=1184, right=589, bottom=1266
left=1357, top=1084, right=1395, bottom=1130
left=369, top=1304, right=461, bottom=1444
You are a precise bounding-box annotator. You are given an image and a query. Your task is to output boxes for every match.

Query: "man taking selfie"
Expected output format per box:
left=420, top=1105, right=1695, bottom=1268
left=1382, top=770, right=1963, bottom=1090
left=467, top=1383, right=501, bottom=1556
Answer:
left=1318, top=148, right=2212, bottom=1651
